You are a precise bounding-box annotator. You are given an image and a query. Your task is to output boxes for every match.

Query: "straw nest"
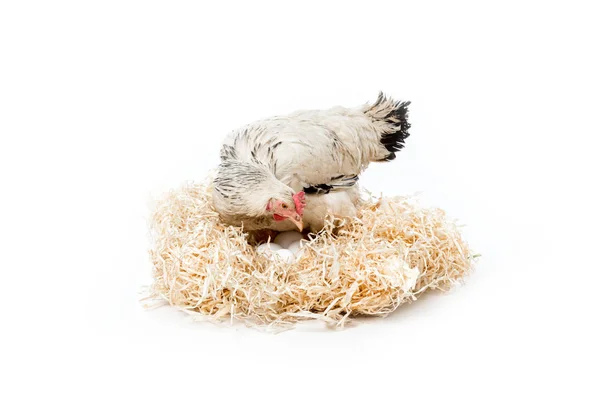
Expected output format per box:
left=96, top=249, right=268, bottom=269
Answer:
left=146, top=179, right=475, bottom=329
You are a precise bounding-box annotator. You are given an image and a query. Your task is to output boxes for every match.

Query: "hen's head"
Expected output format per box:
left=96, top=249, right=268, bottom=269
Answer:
left=266, top=191, right=305, bottom=231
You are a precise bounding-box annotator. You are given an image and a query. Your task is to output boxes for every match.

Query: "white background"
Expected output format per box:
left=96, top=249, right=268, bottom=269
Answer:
left=1, top=1, right=599, bottom=399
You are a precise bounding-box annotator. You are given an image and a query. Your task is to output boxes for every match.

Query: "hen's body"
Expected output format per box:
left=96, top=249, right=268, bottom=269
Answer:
left=213, top=93, right=411, bottom=232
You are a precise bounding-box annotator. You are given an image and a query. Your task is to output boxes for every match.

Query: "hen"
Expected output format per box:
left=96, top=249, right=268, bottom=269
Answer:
left=212, top=92, right=411, bottom=232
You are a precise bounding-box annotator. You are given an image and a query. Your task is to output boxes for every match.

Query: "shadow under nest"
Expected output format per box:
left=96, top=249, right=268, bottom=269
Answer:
left=145, top=179, right=475, bottom=329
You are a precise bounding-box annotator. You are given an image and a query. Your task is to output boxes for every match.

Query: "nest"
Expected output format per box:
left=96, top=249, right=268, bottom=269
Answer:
left=145, top=179, right=475, bottom=329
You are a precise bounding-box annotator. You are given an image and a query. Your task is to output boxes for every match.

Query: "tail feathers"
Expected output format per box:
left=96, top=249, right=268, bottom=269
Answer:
left=364, top=92, right=411, bottom=161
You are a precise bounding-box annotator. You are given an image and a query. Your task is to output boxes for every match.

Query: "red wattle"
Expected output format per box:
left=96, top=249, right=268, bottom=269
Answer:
left=273, top=214, right=286, bottom=221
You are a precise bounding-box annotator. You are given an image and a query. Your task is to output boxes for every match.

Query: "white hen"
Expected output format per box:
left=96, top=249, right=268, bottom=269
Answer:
left=212, top=92, right=411, bottom=232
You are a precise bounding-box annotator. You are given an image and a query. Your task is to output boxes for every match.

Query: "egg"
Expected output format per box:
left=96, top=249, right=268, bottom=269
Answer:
left=273, top=231, right=304, bottom=249
left=256, top=242, right=283, bottom=256
left=274, top=249, right=295, bottom=263
left=287, top=240, right=306, bottom=256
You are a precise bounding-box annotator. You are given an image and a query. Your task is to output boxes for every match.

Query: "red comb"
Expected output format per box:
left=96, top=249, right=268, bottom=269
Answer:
left=292, top=191, right=306, bottom=215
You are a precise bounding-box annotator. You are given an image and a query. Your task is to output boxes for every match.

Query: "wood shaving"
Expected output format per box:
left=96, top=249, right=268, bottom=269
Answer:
left=145, top=178, right=475, bottom=329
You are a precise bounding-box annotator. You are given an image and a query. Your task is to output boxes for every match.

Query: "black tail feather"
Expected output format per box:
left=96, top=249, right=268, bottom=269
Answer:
left=366, top=92, right=411, bottom=161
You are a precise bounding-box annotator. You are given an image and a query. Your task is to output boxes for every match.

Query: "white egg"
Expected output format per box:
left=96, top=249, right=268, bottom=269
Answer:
left=273, top=231, right=304, bottom=249
left=287, top=240, right=306, bottom=255
left=274, top=249, right=295, bottom=263
left=256, top=242, right=283, bottom=256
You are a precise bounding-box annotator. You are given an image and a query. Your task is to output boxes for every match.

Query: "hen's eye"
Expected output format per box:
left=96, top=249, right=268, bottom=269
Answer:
left=282, top=204, right=288, bottom=209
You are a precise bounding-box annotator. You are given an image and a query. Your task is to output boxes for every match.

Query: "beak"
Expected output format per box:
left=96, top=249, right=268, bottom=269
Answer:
left=289, top=214, right=303, bottom=232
